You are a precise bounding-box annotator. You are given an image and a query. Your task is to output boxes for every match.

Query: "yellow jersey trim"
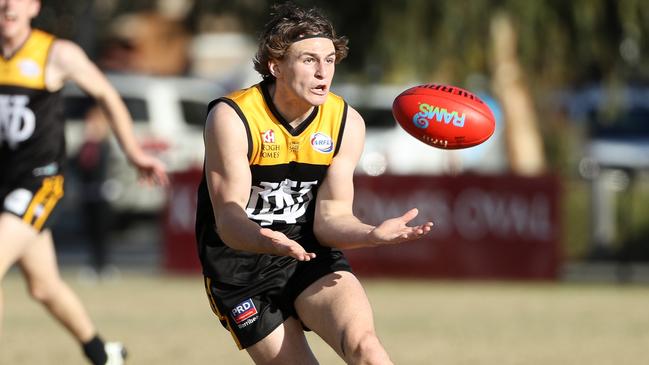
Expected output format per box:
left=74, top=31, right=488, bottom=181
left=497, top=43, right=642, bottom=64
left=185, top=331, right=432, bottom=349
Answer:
left=222, top=83, right=347, bottom=167
left=0, top=29, right=55, bottom=90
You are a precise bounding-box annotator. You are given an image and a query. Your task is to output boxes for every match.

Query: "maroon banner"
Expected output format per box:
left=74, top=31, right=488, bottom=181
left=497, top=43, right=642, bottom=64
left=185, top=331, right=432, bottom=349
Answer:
left=347, top=174, right=561, bottom=279
left=162, top=169, right=203, bottom=273
left=162, top=171, right=561, bottom=279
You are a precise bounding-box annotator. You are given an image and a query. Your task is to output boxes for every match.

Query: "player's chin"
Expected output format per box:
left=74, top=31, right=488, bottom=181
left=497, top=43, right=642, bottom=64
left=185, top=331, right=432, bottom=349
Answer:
left=304, top=95, right=326, bottom=106
left=0, top=24, right=13, bottom=35
left=305, top=89, right=328, bottom=105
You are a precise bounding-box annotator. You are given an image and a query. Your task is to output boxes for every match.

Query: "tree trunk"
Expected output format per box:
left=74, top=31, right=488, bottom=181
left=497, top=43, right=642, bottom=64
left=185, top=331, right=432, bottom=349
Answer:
left=490, top=12, right=546, bottom=176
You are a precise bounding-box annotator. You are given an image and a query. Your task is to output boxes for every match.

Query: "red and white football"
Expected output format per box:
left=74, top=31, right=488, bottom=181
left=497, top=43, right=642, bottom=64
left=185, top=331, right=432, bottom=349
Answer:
left=392, top=84, right=496, bottom=149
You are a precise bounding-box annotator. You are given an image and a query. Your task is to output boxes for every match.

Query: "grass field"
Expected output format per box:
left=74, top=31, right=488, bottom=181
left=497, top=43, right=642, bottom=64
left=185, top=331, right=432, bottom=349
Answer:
left=2, top=270, right=649, bottom=364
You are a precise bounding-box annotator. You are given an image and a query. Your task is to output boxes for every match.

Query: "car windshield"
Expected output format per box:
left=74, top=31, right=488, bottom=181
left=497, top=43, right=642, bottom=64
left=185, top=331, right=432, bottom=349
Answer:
left=65, top=96, right=148, bottom=122
left=181, top=100, right=208, bottom=127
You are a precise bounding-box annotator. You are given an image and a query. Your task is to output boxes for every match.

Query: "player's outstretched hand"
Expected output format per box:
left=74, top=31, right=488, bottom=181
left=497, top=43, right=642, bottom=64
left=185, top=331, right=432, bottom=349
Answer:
left=130, top=153, right=169, bottom=187
left=259, top=228, right=317, bottom=261
left=368, top=208, right=433, bottom=246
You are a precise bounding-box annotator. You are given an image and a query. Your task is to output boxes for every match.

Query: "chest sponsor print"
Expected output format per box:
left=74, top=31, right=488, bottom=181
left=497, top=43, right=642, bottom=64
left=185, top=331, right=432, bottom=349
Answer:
left=261, top=129, right=275, bottom=143
left=310, top=132, right=333, bottom=153
left=18, top=59, right=42, bottom=78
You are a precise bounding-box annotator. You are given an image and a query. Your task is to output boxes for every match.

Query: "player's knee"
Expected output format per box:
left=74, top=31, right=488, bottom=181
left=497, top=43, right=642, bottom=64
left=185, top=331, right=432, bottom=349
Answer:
left=345, top=330, right=391, bottom=364
left=27, top=278, right=61, bottom=303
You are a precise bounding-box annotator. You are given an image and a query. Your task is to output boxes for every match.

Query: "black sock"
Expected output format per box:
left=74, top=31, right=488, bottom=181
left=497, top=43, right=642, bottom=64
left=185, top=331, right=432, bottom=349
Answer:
left=82, top=335, right=108, bottom=365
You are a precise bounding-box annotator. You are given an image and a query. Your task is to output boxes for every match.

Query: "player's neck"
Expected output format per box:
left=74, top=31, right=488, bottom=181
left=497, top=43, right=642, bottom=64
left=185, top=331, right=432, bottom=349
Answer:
left=1, top=27, right=31, bottom=58
left=268, top=82, right=314, bottom=128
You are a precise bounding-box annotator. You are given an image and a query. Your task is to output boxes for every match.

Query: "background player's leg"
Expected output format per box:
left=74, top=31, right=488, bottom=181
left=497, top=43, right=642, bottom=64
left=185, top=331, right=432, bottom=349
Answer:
left=18, top=228, right=97, bottom=342
left=245, top=316, right=318, bottom=365
left=295, top=271, right=393, bottom=365
left=0, top=213, right=43, bottom=336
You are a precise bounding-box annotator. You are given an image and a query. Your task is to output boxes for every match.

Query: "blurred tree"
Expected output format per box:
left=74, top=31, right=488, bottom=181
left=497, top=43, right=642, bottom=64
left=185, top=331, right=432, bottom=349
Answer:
left=36, top=0, right=649, bottom=88
left=36, top=0, right=648, bottom=170
left=490, top=11, right=546, bottom=176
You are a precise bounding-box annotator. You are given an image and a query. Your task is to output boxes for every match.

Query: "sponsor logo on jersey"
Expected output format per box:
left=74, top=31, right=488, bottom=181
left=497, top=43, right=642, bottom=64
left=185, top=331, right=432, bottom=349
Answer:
left=310, top=132, right=333, bottom=153
left=289, top=141, right=300, bottom=152
left=261, top=143, right=281, bottom=158
left=246, top=179, right=318, bottom=226
left=261, top=129, right=275, bottom=143
left=260, top=130, right=281, bottom=158
left=0, top=94, right=36, bottom=149
left=18, top=59, right=41, bottom=78
left=231, top=298, right=258, bottom=325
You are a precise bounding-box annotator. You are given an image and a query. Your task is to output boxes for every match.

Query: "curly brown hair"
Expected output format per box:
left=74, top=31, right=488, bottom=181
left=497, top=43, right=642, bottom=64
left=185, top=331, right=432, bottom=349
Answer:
left=253, top=2, right=349, bottom=80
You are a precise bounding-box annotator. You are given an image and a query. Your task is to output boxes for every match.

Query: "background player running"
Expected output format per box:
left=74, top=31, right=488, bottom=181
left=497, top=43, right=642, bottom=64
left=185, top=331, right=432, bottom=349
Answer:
left=0, top=0, right=168, bottom=363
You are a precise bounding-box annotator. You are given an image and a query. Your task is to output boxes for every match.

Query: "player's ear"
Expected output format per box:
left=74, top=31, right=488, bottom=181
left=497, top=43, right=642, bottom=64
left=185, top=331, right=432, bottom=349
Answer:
left=29, top=0, right=41, bottom=18
left=268, top=61, right=280, bottom=78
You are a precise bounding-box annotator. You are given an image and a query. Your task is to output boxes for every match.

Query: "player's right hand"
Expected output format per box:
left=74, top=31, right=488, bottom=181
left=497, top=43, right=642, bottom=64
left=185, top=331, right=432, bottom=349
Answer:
left=129, top=152, right=169, bottom=187
left=259, top=228, right=316, bottom=261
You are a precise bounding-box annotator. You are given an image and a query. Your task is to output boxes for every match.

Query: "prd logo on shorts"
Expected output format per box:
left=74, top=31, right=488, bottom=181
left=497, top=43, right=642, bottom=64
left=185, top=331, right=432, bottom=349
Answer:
left=231, top=298, right=258, bottom=325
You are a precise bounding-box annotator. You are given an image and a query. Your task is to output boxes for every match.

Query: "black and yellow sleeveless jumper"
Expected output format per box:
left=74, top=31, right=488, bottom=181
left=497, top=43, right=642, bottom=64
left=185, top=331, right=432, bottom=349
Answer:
left=195, top=80, right=348, bottom=282
left=0, top=30, right=65, bottom=183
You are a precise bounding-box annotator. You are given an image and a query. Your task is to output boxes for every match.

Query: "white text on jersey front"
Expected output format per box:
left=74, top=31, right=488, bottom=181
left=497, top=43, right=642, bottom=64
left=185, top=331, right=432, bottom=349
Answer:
left=246, top=179, right=318, bottom=226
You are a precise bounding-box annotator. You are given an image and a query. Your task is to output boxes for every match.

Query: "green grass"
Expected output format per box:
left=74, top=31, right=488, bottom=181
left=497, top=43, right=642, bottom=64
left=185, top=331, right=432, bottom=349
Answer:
left=3, top=271, right=649, bottom=364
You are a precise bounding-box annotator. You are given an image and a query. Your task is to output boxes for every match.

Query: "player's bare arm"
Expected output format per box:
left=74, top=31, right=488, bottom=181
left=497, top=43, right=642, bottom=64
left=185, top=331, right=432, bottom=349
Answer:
left=204, top=103, right=316, bottom=261
left=314, top=106, right=433, bottom=249
left=46, top=39, right=168, bottom=186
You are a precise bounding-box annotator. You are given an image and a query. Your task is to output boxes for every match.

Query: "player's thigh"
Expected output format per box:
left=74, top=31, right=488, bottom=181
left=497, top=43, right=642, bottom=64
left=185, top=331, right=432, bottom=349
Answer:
left=18, top=229, right=63, bottom=292
left=1, top=175, right=64, bottom=280
left=246, top=316, right=318, bottom=365
left=0, top=213, right=40, bottom=279
left=294, top=271, right=377, bottom=355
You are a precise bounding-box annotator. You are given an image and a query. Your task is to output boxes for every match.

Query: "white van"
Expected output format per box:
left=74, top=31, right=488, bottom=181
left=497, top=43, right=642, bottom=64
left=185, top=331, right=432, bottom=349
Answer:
left=63, top=73, right=226, bottom=213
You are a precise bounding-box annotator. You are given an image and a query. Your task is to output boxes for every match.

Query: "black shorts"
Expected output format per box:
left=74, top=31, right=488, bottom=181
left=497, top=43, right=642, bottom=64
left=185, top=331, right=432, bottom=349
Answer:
left=0, top=174, right=64, bottom=232
left=203, top=249, right=352, bottom=349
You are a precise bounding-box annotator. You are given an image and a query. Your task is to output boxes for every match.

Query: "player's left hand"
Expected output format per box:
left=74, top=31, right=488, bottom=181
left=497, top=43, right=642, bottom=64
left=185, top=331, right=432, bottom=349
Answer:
left=259, top=228, right=317, bottom=261
left=130, top=153, right=169, bottom=187
left=368, top=208, right=433, bottom=246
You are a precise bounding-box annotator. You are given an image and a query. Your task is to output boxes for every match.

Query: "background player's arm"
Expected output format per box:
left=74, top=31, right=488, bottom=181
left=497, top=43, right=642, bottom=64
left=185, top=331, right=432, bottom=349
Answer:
left=314, top=106, right=433, bottom=249
left=47, top=39, right=167, bottom=185
left=203, top=103, right=315, bottom=261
